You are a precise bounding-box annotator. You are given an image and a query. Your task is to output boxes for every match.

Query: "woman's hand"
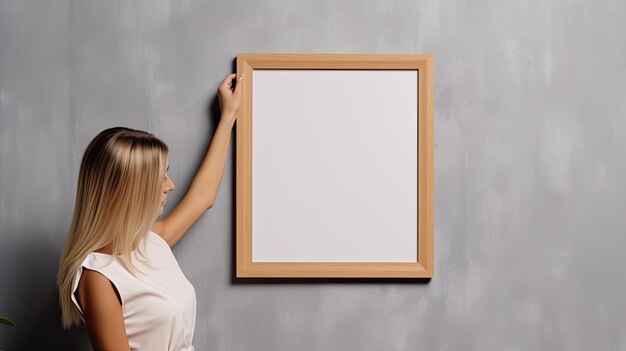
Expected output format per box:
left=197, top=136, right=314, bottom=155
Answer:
left=217, top=73, right=244, bottom=125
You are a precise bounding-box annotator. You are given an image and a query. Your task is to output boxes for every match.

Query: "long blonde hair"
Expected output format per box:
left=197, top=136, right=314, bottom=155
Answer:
left=56, top=126, right=169, bottom=329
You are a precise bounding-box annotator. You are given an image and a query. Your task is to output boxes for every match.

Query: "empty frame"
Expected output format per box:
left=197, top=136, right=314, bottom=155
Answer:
left=236, top=54, right=433, bottom=278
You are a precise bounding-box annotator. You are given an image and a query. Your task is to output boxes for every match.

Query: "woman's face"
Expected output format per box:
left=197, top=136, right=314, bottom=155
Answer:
left=159, top=158, right=175, bottom=214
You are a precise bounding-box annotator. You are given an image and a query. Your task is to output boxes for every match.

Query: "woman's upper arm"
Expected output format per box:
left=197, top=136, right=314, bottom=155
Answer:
left=76, top=268, right=130, bottom=351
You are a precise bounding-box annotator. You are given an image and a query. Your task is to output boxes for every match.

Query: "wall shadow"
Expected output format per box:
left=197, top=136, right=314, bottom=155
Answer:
left=4, top=230, right=92, bottom=350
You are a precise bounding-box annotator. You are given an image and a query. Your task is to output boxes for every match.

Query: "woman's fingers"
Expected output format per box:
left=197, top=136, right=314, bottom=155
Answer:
left=216, top=72, right=244, bottom=119
left=220, top=73, right=244, bottom=95
left=222, top=73, right=236, bottom=84
left=234, top=74, right=244, bottom=94
left=220, top=73, right=237, bottom=91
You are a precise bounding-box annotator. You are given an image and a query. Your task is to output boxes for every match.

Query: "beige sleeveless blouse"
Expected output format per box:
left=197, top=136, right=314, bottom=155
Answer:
left=71, top=231, right=196, bottom=351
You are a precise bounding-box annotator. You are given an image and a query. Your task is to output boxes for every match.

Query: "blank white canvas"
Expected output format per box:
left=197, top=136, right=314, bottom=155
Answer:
left=252, top=69, right=418, bottom=262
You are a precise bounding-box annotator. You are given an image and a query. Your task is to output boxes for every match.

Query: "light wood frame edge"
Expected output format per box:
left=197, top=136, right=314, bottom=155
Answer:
left=236, top=53, right=434, bottom=278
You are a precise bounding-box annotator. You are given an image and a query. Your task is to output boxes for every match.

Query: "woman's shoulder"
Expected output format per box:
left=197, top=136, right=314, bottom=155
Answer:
left=76, top=266, right=124, bottom=309
left=71, top=254, right=125, bottom=316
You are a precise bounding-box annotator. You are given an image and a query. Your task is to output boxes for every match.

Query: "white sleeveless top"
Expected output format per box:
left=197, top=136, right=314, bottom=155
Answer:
left=71, top=231, right=196, bottom=351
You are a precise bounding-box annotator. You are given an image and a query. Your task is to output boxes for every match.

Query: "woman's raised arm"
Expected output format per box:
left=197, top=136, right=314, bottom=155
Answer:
left=152, top=73, right=244, bottom=247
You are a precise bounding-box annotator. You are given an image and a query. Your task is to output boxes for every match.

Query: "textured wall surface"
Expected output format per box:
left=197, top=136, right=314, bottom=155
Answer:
left=1, top=1, right=626, bottom=350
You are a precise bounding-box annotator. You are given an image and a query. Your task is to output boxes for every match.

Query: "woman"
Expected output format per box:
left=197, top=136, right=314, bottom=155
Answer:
left=56, top=72, right=244, bottom=351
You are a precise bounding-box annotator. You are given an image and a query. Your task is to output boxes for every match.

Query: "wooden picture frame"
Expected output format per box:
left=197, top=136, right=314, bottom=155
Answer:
left=235, top=53, right=434, bottom=278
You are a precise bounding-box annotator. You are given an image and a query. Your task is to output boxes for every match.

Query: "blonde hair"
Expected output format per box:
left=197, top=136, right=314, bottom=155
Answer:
left=56, top=126, right=169, bottom=329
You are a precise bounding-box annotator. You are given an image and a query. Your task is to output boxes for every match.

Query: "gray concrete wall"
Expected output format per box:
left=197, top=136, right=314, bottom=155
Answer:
left=1, top=0, right=625, bottom=350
